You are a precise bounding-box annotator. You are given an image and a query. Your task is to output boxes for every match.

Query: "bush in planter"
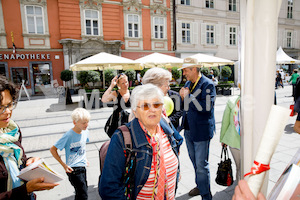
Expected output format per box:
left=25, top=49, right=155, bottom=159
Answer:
left=104, top=69, right=117, bottom=85
left=211, top=67, right=220, bottom=78
left=60, top=70, right=73, bottom=82
left=171, top=67, right=182, bottom=80
left=221, top=66, right=232, bottom=79
left=124, top=69, right=136, bottom=82
left=76, top=71, right=101, bottom=87
left=76, top=71, right=89, bottom=87
left=140, top=68, right=149, bottom=77
left=60, top=70, right=74, bottom=104
left=200, top=67, right=210, bottom=77
left=87, top=70, right=101, bottom=86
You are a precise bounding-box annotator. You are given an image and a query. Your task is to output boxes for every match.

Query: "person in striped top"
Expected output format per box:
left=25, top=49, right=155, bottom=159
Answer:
left=99, top=84, right=183, bottom=199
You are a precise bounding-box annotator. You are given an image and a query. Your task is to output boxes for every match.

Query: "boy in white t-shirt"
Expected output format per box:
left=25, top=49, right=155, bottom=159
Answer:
left=50, top=108, right=91, bottom=200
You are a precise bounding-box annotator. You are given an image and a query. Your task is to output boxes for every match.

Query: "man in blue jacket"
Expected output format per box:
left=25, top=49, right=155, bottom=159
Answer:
left=179, top=57, right=216, bottom=200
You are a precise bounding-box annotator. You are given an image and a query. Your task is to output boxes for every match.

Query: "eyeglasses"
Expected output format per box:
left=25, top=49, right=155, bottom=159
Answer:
left=0, top=101, right=17, bottom=114
left=137, top=102, right=163, bottom=111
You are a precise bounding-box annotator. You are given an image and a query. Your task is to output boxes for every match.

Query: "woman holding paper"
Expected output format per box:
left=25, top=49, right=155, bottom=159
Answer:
left=0, top=75, right=58, bottom=199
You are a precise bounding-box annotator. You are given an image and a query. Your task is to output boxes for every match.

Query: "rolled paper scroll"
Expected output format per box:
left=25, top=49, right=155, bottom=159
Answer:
left=246, top=105, right=291, bottom=197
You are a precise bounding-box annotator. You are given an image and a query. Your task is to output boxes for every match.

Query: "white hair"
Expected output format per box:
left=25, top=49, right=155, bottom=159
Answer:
left=71, top=108, right=91, bottom=122
left=142, top=68, right=172, bottom=87
left=130, top=84, right=164, bottom=111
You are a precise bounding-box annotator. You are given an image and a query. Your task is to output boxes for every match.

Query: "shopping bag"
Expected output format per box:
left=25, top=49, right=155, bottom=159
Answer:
left=215, top=146, right=234, bottom=186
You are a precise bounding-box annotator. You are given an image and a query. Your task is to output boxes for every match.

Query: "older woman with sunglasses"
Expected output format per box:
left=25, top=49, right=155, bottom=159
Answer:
left=99, top=84, right=183, bottom=200
left=0, top=75, right=58, bottom=199
left=101, top=73, right=131, bottom=137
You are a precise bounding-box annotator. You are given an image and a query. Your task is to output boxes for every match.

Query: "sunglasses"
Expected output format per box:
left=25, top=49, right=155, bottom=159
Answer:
left=117, top=73, right=125, bottom=79
left=137, top=102, right=163, bottom=111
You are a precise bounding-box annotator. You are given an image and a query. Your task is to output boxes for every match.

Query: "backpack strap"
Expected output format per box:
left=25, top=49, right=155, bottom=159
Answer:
left=118, top=125, right=132, bottom=163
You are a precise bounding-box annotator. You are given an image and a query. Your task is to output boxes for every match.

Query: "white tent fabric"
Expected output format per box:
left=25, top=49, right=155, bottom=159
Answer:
left=70, top=52, right=142, bottom=71
left=135, top=52, right=183, bottom=68
left=276, top=46, right=300, bottom=64
left=188, top=53, right=234, bottom=67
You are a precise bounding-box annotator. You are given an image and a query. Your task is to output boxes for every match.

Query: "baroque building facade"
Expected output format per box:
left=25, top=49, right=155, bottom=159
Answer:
left=0, top=0, right=174, bottom=95
left=175, top=0, right=300, bottom=61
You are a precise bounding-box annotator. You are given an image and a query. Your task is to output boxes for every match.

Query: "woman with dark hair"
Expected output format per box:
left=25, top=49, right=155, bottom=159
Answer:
left=0, top=75, right=58, bottom=199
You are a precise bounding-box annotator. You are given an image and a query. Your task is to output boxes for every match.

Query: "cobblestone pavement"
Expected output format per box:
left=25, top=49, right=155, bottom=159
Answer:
left=13, top=85, right=299, bottom=200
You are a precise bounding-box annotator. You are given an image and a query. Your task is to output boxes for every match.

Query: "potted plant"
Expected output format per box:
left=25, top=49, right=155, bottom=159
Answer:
left=76, top=71, right=89, bottom=88
left=221, top=66, right=232, bottom=80
left=211, top=67, right=220, bottom=79
left=60, top=70, right=73, bottom=104
left=200, top=67, right=210, bottom=77
left=124, top=69, right=136, bottom=87
left=171, top=67, right=182, bottom=86
left=87, top=70, right=101, bottom=87
left=140, top=68, right=149, bottom=77
left=104, top=69, right=117, bottom=88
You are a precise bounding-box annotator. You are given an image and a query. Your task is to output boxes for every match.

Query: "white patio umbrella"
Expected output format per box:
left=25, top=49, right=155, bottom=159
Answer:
left=276, top=46, right=300, bottom=64
left=188, top=53, right=234, bottom=67
left=70, top=52, right=142, bottom=71
left=135, top=52, right=183, bottom=68
left=70, top=52, right=142, bottom=87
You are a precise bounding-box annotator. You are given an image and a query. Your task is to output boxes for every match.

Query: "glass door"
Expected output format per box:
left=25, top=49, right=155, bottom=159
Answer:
left=32, top=63, right=51, bottom=94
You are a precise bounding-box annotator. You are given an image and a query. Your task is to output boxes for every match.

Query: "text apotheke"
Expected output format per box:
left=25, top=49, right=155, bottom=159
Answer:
left=0, top=53, right=51, bottom=60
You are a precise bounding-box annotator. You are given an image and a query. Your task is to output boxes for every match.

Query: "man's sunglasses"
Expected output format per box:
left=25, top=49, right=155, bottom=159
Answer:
left=137, top=102, right=163, bottom=110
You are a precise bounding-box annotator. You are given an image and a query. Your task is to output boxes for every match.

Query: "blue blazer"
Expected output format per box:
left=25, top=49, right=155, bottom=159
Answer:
left=180, top=75, right=216, bottom=141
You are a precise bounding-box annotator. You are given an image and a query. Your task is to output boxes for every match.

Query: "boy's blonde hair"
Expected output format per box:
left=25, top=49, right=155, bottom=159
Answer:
left=71, top=108, right=91, bottom=122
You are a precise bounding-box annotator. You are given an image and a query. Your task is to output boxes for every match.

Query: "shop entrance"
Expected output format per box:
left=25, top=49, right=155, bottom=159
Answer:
left=30, top=62, right=53, bottom=95
left=0, top=62, right=8, bottom=78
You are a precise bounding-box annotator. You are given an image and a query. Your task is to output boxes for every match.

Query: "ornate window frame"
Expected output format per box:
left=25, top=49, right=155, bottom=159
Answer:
left=19, top=0, right=50, bottom=49
left=150, top=1, right=169, bottom=50
left=79, top=0, right=104, bottom=41
left=122, top=0, right=143, bottom=50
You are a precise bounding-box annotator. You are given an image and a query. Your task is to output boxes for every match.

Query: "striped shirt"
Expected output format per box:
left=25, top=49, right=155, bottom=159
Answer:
left=137, top=132, right=178, bottom=200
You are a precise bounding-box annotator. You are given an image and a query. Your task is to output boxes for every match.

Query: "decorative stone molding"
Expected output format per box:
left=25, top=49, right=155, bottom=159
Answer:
left=150, top=4, right=170, bottom=15
left=122, top=0, right=143, bottom=12
left=19, top=0, right=46, bottom=6
left=79, top=0, right=103, bottom=10
left=59, top=38, right=123, bottom=65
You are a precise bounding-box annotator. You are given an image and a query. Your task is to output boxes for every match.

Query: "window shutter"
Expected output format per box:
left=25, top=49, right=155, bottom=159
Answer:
left=225, top=25, right=229, bottom=46
left=283, top=30, right=288, bottom=48
left=277, top=29, right=282, bottom=47
left=293, top=30, right=298, bottom=48
left=236, top=26, right=239, bottom=46
left=177, top=20, right=182, bottom=44
left=152, top=17, right=154, bottom=38
left=192, top=22, right=198, bottom=44
left=164, top=17, right=166, bottom=39
left=201, top=23, right=206, bottom=45
left=216, top=24, right=221, bottom=45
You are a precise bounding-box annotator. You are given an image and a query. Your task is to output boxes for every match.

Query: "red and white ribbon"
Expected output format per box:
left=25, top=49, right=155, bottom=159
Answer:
left=244, top=160, right=270, bottom=177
